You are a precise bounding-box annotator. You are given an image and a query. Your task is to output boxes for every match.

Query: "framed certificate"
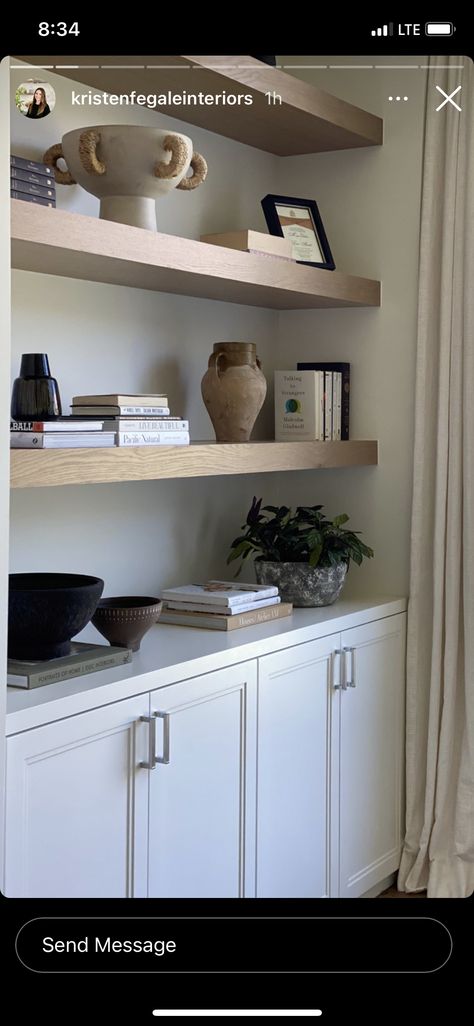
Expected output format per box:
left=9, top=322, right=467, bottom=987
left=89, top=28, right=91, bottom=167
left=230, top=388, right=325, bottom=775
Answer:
left=261, top=194, right=335, bottom=270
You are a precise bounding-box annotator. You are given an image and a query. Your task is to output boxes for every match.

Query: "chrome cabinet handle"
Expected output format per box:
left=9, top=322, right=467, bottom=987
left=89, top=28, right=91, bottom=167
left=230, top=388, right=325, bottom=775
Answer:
left=332, top=649, right=346, bottom=690
left=343, top=646, right=356, bottom=687
left=154, top=710, right=170, bottom=764
left=139, top=715, right=157, bottom=770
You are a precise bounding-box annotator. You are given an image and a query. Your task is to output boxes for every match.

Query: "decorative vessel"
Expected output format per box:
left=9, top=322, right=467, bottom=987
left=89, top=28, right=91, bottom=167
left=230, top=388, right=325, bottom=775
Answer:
left=11, top=353, right=62, bottom=421
left=8, top=573, right=104, bottom=660
left=92, top=596, right=162, bottom=651
left=254, top=561, right=348, bottom=607
left=201, top=342, right=267, bottom=442
left=43, top=125, right=208, bottom=230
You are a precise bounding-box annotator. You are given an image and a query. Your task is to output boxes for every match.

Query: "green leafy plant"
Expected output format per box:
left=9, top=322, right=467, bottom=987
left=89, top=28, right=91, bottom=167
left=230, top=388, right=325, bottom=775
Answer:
left=15, top=85, right=28, bottom=111
left=227, top=497, right=374, bottom=576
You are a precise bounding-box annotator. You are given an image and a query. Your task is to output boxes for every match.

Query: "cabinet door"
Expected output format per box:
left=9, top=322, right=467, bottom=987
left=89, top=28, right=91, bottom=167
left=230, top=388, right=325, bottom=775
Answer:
left=148, top=660, right=257, bottom=898
left=334, top=613, right=406, bottom=897
left=4, top=696, right=149, bottom=898
left=257, top=634, right=339, bottom=898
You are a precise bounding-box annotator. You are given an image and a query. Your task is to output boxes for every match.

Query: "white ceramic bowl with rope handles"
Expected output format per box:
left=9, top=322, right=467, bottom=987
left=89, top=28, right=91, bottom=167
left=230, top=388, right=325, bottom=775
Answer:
left=43, top=125, right=208, bottom=231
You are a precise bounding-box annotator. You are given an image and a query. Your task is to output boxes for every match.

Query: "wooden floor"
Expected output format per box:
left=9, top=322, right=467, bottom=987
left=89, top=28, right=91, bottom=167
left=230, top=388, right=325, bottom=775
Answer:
left=378, top=886, right=427, bottom=898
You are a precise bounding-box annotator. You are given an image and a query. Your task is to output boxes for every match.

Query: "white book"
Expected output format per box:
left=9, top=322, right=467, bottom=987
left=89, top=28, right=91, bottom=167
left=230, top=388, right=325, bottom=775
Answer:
left=11, top=419, right=103, bottom=432
left=165, top=596, right=281, bottom=615
left=324, top=371, right=333, bottom=441
left=317, top=371, right=324, bottom=441
left=71, top=405, right=171, bottom=416
left=10, top=432, right=116, bottom=448
left=333, top=373, right=342, bottom=440
left=161, top=581, right=279, bottom=609
left=106, top=419, right=188, bottom=432
left=72, top=393, right=168, bottom=406
left=116, top=432, right=190, bottom=446
left=274, top=370, right=323, bottom=441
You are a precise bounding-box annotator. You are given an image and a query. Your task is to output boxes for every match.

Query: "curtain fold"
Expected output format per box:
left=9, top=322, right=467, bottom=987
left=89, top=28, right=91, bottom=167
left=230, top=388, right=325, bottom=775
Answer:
left=398, top=55, right=474, bottom=898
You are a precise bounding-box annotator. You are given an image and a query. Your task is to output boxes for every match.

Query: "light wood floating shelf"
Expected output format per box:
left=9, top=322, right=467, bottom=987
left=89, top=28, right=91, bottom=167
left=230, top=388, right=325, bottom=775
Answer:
left=11, top=202, right=381, bottom=310
left=10, top=441, right=378, bottom=489
left=15, top=55, right=383, bottom=155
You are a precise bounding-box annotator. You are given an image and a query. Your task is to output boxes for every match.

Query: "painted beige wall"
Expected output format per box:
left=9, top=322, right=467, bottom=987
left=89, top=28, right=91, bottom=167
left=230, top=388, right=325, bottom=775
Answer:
left=271, top=56, right=425, bottom=597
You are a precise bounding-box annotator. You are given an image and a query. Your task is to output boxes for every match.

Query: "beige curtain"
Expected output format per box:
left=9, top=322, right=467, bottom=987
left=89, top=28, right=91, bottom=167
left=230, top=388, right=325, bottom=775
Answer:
left=398, top=55, right=474, bottom=898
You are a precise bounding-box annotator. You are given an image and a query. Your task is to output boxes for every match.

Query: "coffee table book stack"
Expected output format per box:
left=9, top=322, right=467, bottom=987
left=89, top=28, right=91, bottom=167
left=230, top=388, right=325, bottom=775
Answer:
left=159, top=580, right=293, bottom=631
left=10, top=418, right=115, bottom=449
left=7, top=640, right=132, bottom=689
left=10, top=155, right=56, bottom=209
left=70, top=394, right=190, bottom=446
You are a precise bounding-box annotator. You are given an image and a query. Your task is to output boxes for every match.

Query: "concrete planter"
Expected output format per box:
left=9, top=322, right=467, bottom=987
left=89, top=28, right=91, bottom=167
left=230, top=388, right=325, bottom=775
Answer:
left=255, top=560, right=348, bottom=607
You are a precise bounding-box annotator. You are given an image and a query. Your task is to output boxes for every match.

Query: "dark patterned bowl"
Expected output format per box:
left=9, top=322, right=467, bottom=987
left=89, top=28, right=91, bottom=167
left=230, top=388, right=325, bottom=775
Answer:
left=92, top=596, right=162, bottom=651
left=8, top=572, right=104, bottom=660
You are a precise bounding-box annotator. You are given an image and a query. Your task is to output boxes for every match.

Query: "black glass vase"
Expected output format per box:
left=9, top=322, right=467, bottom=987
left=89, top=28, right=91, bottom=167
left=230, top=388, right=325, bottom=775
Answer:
left=11, top=354, right=62, bottom=422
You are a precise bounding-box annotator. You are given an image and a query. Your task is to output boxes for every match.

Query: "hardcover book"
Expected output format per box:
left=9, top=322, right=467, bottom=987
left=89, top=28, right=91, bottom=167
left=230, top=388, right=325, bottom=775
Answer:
left=166, top=596, right=281, bottom=615
left=11, top=419, right=103, bottom=432
left=159, top=602, right=293, bottom=631
left=72, top=394, right=168, bottom=406
left=70, top=406, right=171, bottom=417
left=161, top=581, right=279, bottom=609
left=116, top=432, right=190, bottom=446
left=7, top=641, right=132, bottom=689
left=10, top=166, right=55, bottom=188
left=297, top=362, right=350, bottom=439
left=10, top=432, right=116, bottom=448
left=10, top=178, right=55, bottom=199
left=274, top=370, right=324, bottom=441
left=10, top=154, right=54, bottom=176
left=106, top=418, right=187, bottom=431
left=200, top=230, right=293, bottom=260
left=10, top=191, right=55, bottom=208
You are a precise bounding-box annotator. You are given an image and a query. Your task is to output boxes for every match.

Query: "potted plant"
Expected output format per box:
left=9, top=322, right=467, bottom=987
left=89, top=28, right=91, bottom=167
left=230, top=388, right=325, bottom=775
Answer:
left=227, top=497, right=374, bottom=607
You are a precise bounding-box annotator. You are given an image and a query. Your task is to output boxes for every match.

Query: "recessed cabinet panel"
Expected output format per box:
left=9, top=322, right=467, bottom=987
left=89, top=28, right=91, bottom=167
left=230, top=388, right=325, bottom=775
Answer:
left=4, top=696, right=149, bottom=898
left=148, top=662, right=257, bottom=898
left=336, top=614, right=406, bottom=897
left=256, top=635, right=338, bottom=897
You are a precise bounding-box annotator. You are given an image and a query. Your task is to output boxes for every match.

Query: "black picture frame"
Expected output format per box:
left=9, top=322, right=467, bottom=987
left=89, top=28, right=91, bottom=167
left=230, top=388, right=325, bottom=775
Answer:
left=261, top=193, right=336, bottom=270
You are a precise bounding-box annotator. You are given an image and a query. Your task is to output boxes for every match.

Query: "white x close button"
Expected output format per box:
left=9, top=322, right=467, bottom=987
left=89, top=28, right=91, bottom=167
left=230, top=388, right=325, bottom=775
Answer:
left=435, top=85, right=462, bottom=111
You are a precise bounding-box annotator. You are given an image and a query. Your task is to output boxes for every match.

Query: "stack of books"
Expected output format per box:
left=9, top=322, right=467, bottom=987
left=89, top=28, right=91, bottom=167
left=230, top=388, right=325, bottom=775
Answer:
left=70, top=394, right=190, bottom=447
left=11, top=154, right=56, bottom=208
left=159, top=580, right=293, bottom=631
left=275, top=364, right=350, bottom=442
left=10, top=418, right=115, bottom=449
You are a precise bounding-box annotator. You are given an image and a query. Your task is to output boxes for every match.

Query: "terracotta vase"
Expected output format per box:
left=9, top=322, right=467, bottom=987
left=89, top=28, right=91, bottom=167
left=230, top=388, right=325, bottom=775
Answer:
left=201, top=342, right=267, bottom=443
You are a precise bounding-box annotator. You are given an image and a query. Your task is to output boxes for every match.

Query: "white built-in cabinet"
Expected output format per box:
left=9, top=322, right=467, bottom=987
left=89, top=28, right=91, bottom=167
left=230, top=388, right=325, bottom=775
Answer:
left=147, top=663, right=257, bottom=898
left=335, top=615, right=406, bottom=897
left=256, top=613, right=405, bottom=898
left=4, top=609, right=405, bottom=899
left=257, top=634, right=335, bottom=898
left=4, top=695, right=149, bottom=898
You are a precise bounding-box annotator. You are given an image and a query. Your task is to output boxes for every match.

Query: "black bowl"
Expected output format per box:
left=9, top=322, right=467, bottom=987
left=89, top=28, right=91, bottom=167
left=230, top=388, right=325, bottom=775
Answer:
left=8, top=573, right=104, bottom=661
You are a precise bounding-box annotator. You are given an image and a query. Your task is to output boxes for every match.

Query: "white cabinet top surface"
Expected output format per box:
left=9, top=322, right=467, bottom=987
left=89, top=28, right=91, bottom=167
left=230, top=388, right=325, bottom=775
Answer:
left=6, top=597, right=406, bottom=735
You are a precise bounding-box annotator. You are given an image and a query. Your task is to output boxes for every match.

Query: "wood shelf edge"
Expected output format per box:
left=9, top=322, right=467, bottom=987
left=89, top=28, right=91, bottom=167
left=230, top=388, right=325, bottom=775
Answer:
left=10, top=441, right=379, bottom=489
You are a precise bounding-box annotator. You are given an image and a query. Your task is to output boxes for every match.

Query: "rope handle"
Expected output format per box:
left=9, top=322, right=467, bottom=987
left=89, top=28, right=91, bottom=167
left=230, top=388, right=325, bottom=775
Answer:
left=42, top=143, right=76, bottom=185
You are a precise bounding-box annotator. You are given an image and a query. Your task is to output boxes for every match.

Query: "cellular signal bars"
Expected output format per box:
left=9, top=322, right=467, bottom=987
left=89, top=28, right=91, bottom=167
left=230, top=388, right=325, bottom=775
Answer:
left=371, top=24, right=394, bottom=36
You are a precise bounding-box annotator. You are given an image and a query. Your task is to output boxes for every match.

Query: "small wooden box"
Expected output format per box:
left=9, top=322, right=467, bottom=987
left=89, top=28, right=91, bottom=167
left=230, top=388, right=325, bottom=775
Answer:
left=200, top=229, right=294, bottom=260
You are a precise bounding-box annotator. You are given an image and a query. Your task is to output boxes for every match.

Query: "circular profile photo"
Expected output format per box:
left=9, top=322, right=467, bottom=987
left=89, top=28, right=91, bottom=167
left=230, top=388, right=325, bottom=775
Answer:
left=16, top=82, right=56, bottom=119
